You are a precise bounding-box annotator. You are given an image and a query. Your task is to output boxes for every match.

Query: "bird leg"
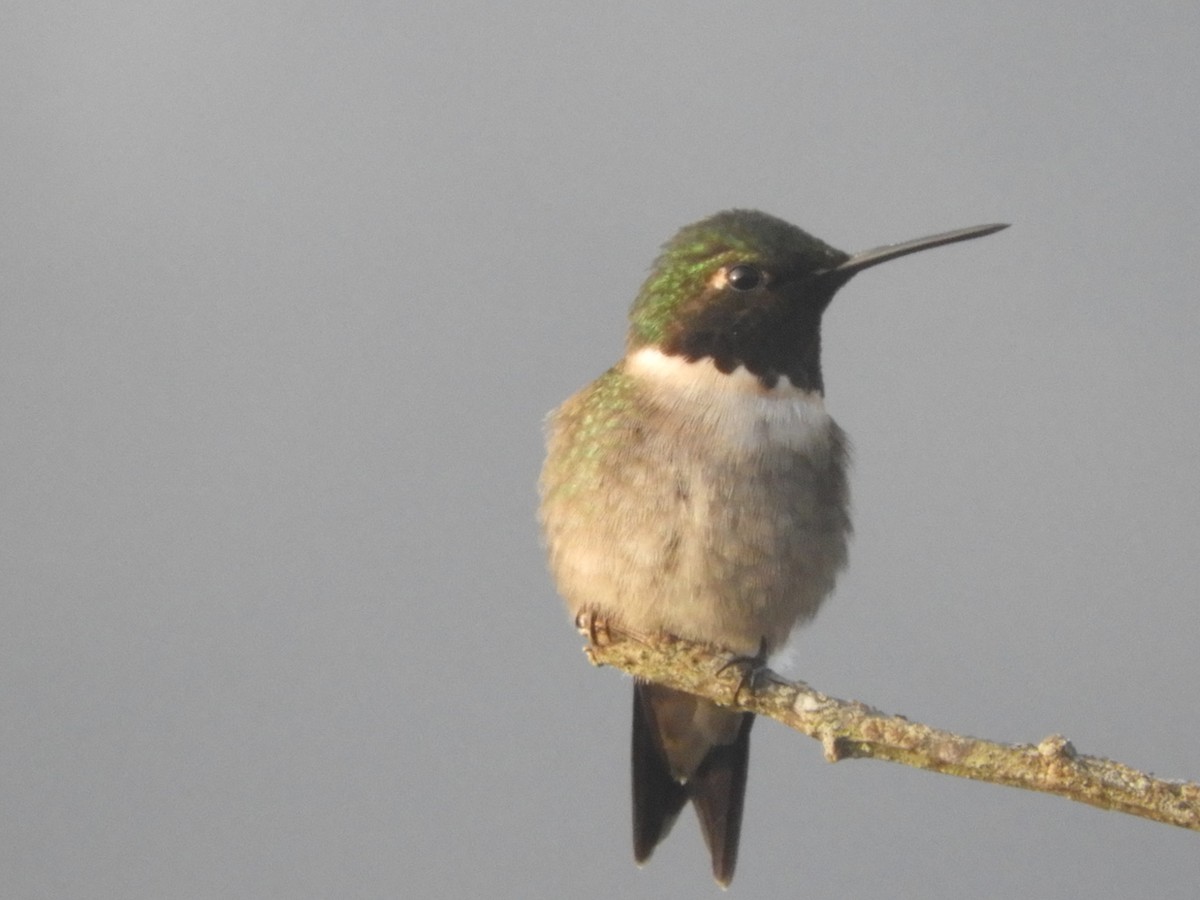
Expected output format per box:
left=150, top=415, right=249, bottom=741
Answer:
left=715, top=638, right=771, bottom=706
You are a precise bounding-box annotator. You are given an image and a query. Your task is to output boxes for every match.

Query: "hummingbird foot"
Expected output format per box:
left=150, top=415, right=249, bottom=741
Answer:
left=715, top=638, right=771, bottom=706
left=574, top=611, right=665, bottom=665
left=575, top=610, right=662, bottom=647
left=574, top=609, right=614, bottom=648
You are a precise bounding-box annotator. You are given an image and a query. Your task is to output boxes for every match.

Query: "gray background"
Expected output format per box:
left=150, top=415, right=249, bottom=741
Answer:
left=4, top=3, right=1199, bottom=897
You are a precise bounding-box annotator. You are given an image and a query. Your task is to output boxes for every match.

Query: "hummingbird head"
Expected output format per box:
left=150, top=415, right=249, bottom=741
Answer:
left=627, top=209, right=1006, bottom=393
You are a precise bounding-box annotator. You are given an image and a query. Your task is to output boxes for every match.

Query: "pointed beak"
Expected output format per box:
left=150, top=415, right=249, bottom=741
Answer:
left=826, top=223, right=1008, bottom=278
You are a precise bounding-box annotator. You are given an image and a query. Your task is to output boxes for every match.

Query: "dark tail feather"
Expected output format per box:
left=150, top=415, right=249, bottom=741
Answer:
left=689, top=711, right=754, bottom=887
left=632, top=684, right=689, bottom=864
left=631, top=682, right=755, bottom=886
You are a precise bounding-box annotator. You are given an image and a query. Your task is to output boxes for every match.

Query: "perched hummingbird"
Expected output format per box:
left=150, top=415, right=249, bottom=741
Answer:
left=539, top=210, right=1006, bottom=886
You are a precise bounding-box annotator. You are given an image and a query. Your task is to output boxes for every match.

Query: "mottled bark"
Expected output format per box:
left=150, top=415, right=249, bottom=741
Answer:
left=578, top=616, right=1200, bottom=832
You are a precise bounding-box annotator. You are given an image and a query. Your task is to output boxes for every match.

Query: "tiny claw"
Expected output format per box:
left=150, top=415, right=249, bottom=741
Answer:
left=715, top=637, right=770, bottom=705
left=574, top=610, right=612, bottom=648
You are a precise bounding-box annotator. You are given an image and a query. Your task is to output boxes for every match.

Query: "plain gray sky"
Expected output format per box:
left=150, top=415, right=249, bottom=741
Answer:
left=3, top=2, right=1199, bottom=897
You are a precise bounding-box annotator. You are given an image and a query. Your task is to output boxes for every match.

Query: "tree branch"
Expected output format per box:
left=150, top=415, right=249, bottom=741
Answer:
left=578, top=618, right=1200, bottom=831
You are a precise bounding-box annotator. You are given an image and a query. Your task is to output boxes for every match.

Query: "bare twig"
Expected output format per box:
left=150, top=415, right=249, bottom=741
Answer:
left=579, top=620, right=1200, bottom=831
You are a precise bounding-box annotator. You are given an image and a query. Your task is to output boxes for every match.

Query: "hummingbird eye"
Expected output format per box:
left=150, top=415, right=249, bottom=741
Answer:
left=725, top=264, right=763, bottom=292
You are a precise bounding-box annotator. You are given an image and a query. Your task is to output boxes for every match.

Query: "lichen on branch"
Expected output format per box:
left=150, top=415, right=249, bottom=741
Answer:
left=578, top=617, right=1200, bottom=832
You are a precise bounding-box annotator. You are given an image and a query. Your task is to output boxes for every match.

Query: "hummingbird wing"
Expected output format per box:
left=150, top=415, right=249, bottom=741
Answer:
left=632, top=684, right=689, bottom=862
left=689, top=709, right=753, bottom=887
left=632, top=682, right=755, bottom=886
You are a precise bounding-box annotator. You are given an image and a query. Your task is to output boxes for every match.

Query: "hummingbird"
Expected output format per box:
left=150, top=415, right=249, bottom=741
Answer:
left=539, top=210, right=1006, bottom=886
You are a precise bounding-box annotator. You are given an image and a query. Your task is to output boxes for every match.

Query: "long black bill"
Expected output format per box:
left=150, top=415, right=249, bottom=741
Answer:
left=829, top=223, right=1008, bottom=276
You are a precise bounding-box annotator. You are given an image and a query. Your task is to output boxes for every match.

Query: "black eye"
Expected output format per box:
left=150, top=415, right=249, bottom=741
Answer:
left=726, top=264, right=762, bottom=291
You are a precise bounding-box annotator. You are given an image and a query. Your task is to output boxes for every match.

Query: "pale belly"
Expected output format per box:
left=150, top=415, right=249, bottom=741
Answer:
left=540, top=351, right=852, bottom=655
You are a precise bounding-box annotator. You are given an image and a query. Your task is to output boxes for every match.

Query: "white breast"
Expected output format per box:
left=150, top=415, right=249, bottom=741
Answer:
left=624, top=346, right=835, bottom=455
